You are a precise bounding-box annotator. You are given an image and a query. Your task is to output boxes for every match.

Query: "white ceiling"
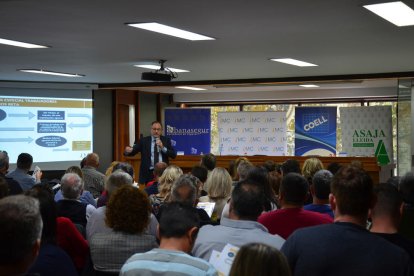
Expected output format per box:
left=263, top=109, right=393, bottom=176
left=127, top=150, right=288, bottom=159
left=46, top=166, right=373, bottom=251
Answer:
left=0, top=0, right=413, bottom=95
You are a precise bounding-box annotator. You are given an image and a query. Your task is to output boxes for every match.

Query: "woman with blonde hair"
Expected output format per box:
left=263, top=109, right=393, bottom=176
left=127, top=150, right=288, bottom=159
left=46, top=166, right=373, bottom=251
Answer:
left=149, top=165, right=183, bottom=219
left=199, top=167, right=232, bottom=222
left=302, top=157, right=324, bottom=184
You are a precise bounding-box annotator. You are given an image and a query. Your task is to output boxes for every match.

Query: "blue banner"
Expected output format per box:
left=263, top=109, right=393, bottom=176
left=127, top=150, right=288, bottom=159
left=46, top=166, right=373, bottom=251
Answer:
left=295, top=107, right=337, bottom=156
left=165, top=108, right=211, bottom=155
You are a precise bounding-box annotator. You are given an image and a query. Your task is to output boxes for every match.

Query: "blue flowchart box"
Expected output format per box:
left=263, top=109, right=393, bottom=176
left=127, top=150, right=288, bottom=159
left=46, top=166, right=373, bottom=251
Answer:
left=38, top=110, right=65, bottom=120
left=38, top=122, right=66, bottom=133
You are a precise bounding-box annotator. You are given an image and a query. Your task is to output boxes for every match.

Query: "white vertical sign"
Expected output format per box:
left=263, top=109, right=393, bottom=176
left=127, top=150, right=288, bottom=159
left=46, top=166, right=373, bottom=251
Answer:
left=218, top=111, right=287, bottom=156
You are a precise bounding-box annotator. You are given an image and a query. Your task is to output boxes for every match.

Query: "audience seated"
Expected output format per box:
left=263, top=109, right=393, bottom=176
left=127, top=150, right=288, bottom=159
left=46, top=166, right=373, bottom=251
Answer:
left=246, top=166, right=278, bottom=211
left=326, top=162, right=342, bottom=175
left=235, top=160, right=254, bottom=183
left=231, top=157, right=250, bottom=181
left=149, top=165, right=183, bottom=219
left=0, top=195, right=42, bottom=275
left=25, top=186, right=78, bottom=275
left=90, top=185, right=158, bottom=273
left=160, top=174, right=212, bottom=226
left=120, top=203, right=217, bottom=276
left=229, top=243, right=291, bottom=276
left=87, top=170, right=158, bottom=241
left=191, top=165, right=209, bottom=197
left=145, top=162, right=168, bottom=196
left=97, top=162, right=136, bottom=207
left=280, top=159, right=301, bottom=176
left=81, top=153, right=106, bottom=198
left=262, top=160, right=277, bottom=172
left=193, top=179, right=285, bottom=261
left=0, top=150, right=23, bottom=195
left=399, top=172, right=414, bottom=241
left=258, top=173, right=332, bottom=239
left=370, top=182, right=414, bottom=262
left=281, top=166, right=413, bottom=276
left=303, top=169, right=334, bottom=218
left=54, top=166, right=96, bottom=207
left=6, top=152, right=42, bottom=191
left=56, top=173, right=95, bottom=228
left=201, top=153, right=216, bottom=176
left=199, top=167, right=232, bottom=222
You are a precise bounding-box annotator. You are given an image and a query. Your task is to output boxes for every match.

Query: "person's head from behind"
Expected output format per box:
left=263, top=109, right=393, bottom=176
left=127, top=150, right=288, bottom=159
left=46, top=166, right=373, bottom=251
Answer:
left=0, top=177, right=8, bottom=199
left=65, top=166, right=84, bottom=179
left=105, top=170, right=133, bottom=198
left=25, top=185, right=57, bottom=245
left=330, top=166, right=374, bottom=220
left=247, top=166, right=277, bottom=211
left=154, top=162, right=168, bottom=180
left=205, top=167, right=232, bottom=199
left=0, top=150, right=10, bottom=174
left=201, top=153, right=216, bottom=171
left=312, top=169, right=333, bottom=201
left=399, top=172, right=414, bottom=205
left=191, top=165, right=208, bottom=183
left=237, top=161, right=254, bottom=181
left=113, top=162, right=134, bottom=179
left=171, top=174, right=199, bottom=206
left=16, top=153, right=33, bottom=171
left=263, top=160, right=277, bottom=172
left=105, top=185, right=150, bottom=234
left=229, top=243, right=291, bottom=276
left=302, top=158, right=323, bottom=183
left=61, top=173, right=84, bottom=200
left=159, top=202, right=200, bottom=253
left=105, top=161, right=120, bottom=177
left=158, top=165, right=183, bottom=197
left=268, top=171, right=282, bottom=197
left=327, top=162, right=342, bottom=176
left=371, top=183, right=403, bottom=227
left=230, top=179, right=265, bottom=221
left=84, top=153, right=100, bottom=168
left=279, top=173, right=309, bottom=207
left=281, top=159, right=300, bottom=176
left=0, top=195, right=42, bottom=274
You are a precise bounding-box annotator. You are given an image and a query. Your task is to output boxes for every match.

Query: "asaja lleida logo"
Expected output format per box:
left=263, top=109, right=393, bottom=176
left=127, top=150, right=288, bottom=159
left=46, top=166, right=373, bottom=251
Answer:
left=353, top=129, right=390, bottom=165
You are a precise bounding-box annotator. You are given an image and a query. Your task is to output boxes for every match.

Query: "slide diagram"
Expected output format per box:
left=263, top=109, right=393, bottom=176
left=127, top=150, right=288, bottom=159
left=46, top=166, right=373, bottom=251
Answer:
left=0, top=96, right=93, bottom=163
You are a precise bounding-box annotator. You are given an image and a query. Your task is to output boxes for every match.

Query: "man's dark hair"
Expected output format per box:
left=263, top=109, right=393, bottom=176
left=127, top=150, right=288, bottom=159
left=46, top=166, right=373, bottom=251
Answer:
left=400, top=172, right=414, bottom=204
left=312, top=170, right=333, bottom=200
left=231, top=179, right=265, bottom=220
left=0, top=195, right=42, bottom=265
left=280, top=173, right=309, bottom=205
left=113, top=162, right=134, bottom=178
left=159, top=202, right=200, bottom=238
left=191, top=165, right=208, bottom=183
left=201, top=153, right=216, bottom=171
left=331, top=166, right=374, bottom=217
left=281, top=159, right=301, bottom=175
left=171, top=174, right=198, bottom=206
left=16, top=153, right=33, bottom=171
left=263, top=160, right=276, bottom=172
left=372, top=183, right=402, bottom=224
left=327, top=162, right=342, bottom=175
left=154, top=162, right=168, bottom=178
left=0, top=151, right=9, bottom=171
left=151, top=121, right=162, bottom=127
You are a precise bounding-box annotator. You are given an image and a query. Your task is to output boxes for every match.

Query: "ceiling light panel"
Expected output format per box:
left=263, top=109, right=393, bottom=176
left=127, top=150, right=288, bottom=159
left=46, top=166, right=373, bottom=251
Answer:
left=127, top=23, right=215, bottom=41
left=18, top=69, right=84, bottom=77
left=364, top=1, right=414, bottom=27
left=134, top=65, right=189, bottom=73
left=0, top=38, right=48, bottom=48
left=175, top=86, right=206, bottom=91
left=270, top=58, right=318, bottom=67
left=299, top=84, right=320, bottom=88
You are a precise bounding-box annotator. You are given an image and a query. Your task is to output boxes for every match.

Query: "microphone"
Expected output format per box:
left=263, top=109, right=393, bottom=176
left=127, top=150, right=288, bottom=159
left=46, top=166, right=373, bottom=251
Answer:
left=155, top=137, right=161, bottom=151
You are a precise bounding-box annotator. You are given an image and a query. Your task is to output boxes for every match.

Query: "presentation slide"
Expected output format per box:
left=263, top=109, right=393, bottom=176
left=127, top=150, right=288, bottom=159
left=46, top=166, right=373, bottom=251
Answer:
left=0, top=95, right=93, bottom=167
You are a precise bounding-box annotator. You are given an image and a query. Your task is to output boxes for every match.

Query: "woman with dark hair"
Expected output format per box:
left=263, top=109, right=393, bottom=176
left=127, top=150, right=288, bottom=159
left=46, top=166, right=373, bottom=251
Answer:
left=247, top=166, right=278, bottom=211
left=90, top=185, right=158, bottom=273
left=229, top=243, right=291, bottom=276
left=26, top=185, right=78, bottom=275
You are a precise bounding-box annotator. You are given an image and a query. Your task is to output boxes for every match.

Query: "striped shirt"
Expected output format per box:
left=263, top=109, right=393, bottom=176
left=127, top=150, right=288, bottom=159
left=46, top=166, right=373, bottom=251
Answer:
left=120, top=248, right=217, bottom=276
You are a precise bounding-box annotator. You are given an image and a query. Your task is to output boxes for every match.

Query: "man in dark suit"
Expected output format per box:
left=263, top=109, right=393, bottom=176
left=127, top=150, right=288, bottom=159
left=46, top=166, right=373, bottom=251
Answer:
left=124, top=121, right=177, bottom=184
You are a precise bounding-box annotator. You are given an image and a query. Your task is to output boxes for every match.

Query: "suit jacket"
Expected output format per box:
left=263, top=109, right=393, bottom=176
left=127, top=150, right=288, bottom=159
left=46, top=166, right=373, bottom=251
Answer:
left=125, top=135, right=176, bottom=183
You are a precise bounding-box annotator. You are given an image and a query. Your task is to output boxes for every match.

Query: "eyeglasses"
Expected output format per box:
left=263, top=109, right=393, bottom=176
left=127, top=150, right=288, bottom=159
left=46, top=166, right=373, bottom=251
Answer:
left=151, top=128, right=162, bottom=131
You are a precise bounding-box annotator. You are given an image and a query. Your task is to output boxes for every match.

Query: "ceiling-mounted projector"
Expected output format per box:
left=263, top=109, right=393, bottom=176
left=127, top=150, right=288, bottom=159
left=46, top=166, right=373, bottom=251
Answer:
left=141, top=60, right=177, bottom=82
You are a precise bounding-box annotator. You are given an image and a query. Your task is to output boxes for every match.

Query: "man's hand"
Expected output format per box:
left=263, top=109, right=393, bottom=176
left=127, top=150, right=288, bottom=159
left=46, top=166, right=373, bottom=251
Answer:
left=125, top=146, right=133, bottom=153
left=156, top=138, right=164, bottom=149
left=35, top=170, right=42, bottom=181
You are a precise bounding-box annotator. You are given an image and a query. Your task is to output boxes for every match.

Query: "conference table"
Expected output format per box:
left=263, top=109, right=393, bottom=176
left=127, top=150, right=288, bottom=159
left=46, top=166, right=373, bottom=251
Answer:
left=125, top=155, right=380, bottom=184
